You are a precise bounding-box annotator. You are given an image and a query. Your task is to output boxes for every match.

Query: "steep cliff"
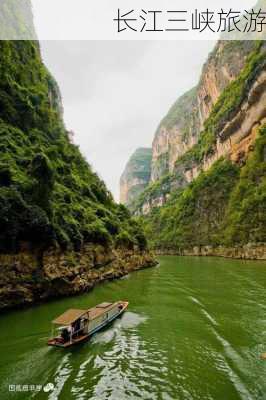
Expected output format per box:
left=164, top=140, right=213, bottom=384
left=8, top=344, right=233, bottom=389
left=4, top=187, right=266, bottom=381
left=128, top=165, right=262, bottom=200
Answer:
left=150, top=41, right=257, bottom=183
left=132, top=41, right=266, bottom=215
left=121, top=43, right=256, bottom=211
left=142, top=123, right=266, bottom=258
left=0, top=41, right=155, bottom=307
left=120, top=148, right=152, bottom=207
left=127, top=40, right=266, bottom=258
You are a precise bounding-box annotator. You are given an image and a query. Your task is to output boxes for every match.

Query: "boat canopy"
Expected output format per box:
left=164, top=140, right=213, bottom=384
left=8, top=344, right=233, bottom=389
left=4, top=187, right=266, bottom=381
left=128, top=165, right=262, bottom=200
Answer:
left=87, top=302, right=116, bottom=320
left=52, top=309, right=88, bottom=325
left=52, top=302, right=117, bottom=325
left=96, top=302, right=112, bottom=309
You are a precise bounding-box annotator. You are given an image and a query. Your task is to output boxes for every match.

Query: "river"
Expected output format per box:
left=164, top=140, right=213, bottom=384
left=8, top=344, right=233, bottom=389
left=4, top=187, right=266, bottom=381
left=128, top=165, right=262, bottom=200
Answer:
left=0, top=256, right=266, bottom=400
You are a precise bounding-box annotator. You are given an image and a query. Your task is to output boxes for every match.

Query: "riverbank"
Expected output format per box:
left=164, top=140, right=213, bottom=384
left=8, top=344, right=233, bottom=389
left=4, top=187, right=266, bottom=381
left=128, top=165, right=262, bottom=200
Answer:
left=0, top=244, right=157, bottom=311
left=155, top=243, right=266, bottom=260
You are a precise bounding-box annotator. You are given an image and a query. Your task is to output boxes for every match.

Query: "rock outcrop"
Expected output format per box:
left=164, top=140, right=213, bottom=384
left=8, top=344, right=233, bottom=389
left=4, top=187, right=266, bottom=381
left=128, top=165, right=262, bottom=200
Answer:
left=0, top=244, right=155, bottom=310
left=120, top=148, right=152, bottom=207
left=155, top=244, right=266, bottom=260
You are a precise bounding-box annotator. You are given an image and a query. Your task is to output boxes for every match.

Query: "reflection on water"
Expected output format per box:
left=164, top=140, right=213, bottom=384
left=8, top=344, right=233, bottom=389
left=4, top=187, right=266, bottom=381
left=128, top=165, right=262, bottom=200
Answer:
left=0, top=256, right=266, bottom=400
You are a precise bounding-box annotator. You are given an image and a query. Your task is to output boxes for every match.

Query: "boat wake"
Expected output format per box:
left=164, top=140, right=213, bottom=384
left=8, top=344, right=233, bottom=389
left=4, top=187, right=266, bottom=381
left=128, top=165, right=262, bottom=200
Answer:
left=92, top=312, right=148, bottom=344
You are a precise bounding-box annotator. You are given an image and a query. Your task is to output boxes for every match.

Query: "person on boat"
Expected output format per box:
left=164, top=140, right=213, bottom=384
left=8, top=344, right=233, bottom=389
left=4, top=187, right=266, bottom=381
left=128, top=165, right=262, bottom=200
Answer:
left=61, top=328, right=70, bottom=343
left=74, top=318, right=81, bottom=336
left=70, top=320, right=79, bottom=338
left=70, top=324, right=74, bottom=339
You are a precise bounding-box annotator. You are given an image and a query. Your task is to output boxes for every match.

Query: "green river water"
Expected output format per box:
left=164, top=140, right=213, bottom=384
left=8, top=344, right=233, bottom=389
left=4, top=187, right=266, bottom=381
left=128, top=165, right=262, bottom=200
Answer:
left=0, top=256, right=266, bottom=400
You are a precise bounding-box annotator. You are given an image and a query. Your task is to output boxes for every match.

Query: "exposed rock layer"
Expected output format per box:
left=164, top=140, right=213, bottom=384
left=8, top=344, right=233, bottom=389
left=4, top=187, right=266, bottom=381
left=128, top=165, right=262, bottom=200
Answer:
left=0, top=245, right=156, bottom=310
left=155, top=244, right=266, bottom=260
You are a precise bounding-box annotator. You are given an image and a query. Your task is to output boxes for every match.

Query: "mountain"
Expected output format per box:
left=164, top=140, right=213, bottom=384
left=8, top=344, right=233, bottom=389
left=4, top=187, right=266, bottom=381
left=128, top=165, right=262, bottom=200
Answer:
left=120, top=148, right=152, bottom=207
left=122, top=40, right=266, bottom=259
left=0, top=9, right=155, bottom=310
left=121, top=41, right=258, bottom=210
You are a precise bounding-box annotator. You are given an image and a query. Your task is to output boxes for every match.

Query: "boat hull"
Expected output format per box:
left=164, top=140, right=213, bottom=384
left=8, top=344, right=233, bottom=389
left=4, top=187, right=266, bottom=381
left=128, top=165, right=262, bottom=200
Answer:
left=48, top=301, right=128, bottom=348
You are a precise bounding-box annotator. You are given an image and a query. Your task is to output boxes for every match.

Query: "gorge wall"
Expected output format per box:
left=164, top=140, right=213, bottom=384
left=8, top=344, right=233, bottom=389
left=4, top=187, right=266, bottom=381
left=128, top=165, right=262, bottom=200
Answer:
left=151, top=41, right=256, bottom=182
left=0, top=6, right=156, bottom=310
left=120, top=40, right=266, bottom=259
left=120, top=41, right=258, bottom=210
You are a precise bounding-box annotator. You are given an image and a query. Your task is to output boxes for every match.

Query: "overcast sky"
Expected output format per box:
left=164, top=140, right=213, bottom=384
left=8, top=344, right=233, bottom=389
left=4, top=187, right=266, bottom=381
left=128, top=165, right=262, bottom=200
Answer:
left=40, top=41, right=215, bottom=201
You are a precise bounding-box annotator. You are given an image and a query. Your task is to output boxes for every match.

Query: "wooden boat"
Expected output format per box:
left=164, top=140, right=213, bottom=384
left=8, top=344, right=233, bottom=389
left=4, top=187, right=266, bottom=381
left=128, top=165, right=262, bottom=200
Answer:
left=48, top=301, right=128, bottom=348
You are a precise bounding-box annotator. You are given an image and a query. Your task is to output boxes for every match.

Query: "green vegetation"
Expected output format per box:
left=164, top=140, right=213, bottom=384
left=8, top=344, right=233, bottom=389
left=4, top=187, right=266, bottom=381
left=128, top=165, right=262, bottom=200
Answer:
left=131, top=171, right=186, bottom=213
left=222, top=125, right=266, bottom=244
left=131, top=175, right=170, bottom=212
left=140, top=159, right=240, bottom=249
left=0, top=41, right=147, bottom=252
left=140, top=125, right=266, bottom=249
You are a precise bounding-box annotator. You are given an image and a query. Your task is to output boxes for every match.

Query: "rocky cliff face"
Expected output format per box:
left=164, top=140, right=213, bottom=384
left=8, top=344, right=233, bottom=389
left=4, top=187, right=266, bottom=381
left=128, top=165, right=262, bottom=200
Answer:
left=120, top=148, right=152, bottom=207
left=140, top=122, right=266, bottom=258
left=123, top=39, right=266, bottom=258
left=122, top=41, right=262, bottom=215
left=151, top=41, right=256, bottom=182
left=131, top=41, right=266, bottom=215
left=0, top=245, right=155, bottom=310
